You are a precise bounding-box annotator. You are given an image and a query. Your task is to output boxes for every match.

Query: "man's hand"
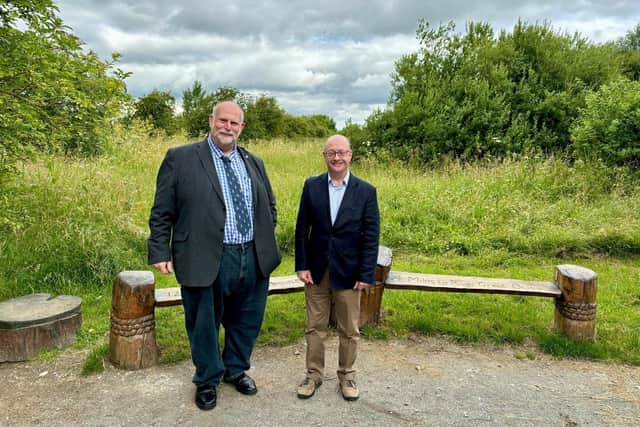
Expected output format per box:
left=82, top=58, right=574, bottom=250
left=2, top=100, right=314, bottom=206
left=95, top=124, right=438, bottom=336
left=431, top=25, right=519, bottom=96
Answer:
left=297, top=270, right=313, bottom=285
left=353, top=281, right=372, bottom=290
left=152, top=261, right=174, bottom=275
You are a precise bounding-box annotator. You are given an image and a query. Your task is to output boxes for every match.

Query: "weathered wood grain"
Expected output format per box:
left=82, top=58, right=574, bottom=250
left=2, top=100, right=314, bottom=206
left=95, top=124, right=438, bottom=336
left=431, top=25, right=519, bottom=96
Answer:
left=554, top=264, right=598, bottom=340
left=110, top=271, right=158, bottom=369
left=384, top=271, right=560, bottom=297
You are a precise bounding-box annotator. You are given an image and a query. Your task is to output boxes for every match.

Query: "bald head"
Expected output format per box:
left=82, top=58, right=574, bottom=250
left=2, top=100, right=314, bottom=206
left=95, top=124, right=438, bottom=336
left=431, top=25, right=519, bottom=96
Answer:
left=212, top=101, right=244, bottom=123
left=324, top=134, right=351, bottom=151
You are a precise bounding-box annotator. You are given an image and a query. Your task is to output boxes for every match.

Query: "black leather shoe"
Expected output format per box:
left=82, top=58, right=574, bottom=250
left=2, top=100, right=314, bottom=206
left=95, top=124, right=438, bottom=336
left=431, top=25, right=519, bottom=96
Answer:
left=195, top=385, right=217, bottom=410
left=224, top=373, right=258, bottom=395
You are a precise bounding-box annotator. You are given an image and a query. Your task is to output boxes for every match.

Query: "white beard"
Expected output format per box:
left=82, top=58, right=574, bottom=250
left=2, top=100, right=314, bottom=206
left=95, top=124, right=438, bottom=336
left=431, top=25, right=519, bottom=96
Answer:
left=214, top=132, right=237, bottom=148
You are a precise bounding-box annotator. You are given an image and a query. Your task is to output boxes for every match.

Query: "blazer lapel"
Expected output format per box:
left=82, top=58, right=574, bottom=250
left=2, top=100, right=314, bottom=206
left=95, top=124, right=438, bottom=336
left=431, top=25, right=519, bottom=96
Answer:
left=318, top=173, right=332, bottom=229
left=195, top=140, right=224, bottom=203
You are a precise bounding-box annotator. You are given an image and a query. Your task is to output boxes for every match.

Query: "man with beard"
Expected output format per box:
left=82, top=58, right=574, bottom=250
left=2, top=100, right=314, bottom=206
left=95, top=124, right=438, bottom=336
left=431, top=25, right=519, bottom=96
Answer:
left=148, top=101, right=281, bottom=410
left=295, top=134, right=380, bottom=401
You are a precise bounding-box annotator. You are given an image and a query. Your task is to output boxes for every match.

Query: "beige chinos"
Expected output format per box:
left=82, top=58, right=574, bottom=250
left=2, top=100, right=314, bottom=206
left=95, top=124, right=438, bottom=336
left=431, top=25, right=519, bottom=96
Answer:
left=304, top=271, right=360, bottom=384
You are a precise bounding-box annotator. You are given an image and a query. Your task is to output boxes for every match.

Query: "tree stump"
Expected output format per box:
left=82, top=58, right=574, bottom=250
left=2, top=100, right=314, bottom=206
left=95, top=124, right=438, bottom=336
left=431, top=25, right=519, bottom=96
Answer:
left=358, top=246, right=393, bottom=326
left=109, top=271, right=158, bottom=369
left=554, top=264, right=598, bottom=341
left=0, top=294, right=82, bottom=362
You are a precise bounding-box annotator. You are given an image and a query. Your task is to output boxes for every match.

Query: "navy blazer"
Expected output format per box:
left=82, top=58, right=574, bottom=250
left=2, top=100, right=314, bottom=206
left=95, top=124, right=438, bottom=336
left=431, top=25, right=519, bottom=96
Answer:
left=295, top=172, right=380, bottom=289
left=148, top=140, right=281, bottom=286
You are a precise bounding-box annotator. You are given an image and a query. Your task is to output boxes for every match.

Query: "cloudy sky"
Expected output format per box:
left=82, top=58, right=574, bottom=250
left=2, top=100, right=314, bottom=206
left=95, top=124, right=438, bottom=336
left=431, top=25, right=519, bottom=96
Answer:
left=56, top=0, right=639, bottom=128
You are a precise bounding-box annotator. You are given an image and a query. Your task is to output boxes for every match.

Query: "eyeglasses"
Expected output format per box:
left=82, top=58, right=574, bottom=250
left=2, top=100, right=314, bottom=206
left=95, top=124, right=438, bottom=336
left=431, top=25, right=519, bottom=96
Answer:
left=323, top=150, right=352, bottom=158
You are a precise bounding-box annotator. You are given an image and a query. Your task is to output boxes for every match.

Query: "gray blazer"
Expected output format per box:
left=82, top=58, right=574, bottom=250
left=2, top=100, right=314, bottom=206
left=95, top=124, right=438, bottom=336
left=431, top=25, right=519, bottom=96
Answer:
left=148, top=139, right=281, bottom=286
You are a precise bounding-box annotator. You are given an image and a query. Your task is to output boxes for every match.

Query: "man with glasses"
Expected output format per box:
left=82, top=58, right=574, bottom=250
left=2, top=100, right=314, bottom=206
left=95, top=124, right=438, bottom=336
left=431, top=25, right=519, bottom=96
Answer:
left=294, top=134, right=380, bottom=401
left=148, top=101, right=281, bottom=410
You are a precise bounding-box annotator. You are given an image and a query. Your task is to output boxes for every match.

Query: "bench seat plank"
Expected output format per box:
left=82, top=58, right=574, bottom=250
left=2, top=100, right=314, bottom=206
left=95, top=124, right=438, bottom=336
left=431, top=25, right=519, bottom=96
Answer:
left=154, top=275, right=305, bottom=307
left=267, top=275, right=305, bottom=294
left=384, top=271, right=560, bottom=297
left=154, top=287, right=183, bottom=307
left=155, top=271, right=560, bottom=307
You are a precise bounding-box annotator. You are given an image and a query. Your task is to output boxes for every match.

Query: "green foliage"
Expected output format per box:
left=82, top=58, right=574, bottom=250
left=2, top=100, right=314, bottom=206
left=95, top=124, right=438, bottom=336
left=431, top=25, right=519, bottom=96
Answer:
left=618, top=22, right=640, bottom=52
left=181, top=83, right=248, bottom=138
left=243, top=95, right=285, bottom=138
left=353, top=20, right=622, bottom=165
left=0, top=0, right=130, bottom=181
left=617, top=23, right=640, bottom=80
left=177, top=84, right=336, bottom=141
left=620, top=51, right=640, bottom=81
left=131, top=90, right=178, bottom=135
left=180, top=81, right=212, bottom=138
left=571, top=78, right=640, bottom=167
left=341, top=119, right=370, bottom=157
left=281, top=114, right=337, bottom=139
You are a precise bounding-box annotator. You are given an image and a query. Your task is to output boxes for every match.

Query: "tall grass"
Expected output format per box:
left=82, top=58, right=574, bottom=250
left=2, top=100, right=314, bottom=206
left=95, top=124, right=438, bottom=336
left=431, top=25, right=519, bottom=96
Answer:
left=1, top=133, right=639, bottom=365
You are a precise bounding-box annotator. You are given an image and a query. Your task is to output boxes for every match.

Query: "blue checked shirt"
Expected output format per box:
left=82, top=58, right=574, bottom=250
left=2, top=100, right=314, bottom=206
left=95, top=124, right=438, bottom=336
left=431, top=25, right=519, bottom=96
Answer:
left=207, top=135, right=254, bottom=243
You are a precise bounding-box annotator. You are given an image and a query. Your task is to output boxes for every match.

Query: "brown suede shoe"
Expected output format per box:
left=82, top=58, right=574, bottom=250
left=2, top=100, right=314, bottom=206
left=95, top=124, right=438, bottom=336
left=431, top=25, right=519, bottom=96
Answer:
left=297, top=377, right=321, bottom=399
left=340, top=379, right=359, bottom=401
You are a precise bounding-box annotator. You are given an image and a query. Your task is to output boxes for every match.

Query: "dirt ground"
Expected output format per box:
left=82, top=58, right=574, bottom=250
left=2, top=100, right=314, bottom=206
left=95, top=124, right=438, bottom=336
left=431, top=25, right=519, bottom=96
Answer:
left=1, top=336, right=639, bottom=426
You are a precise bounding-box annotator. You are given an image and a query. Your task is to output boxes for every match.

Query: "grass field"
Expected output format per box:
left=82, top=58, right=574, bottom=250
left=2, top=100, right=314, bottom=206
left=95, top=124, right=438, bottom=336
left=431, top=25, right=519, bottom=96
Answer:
left=1, top=128, right=639, bottom=371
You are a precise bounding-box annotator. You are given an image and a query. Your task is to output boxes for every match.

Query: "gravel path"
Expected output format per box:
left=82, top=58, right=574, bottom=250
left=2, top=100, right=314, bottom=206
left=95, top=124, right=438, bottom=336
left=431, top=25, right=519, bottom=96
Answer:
left=1, top=336, right=639, bottom=426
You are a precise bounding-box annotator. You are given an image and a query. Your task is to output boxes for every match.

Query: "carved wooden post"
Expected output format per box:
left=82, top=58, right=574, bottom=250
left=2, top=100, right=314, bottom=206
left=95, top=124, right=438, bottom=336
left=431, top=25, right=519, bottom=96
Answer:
left=359, top=246, right=393, bottom=326
left=553, top=264, right=598, bottom=341
left=110, top=271, right=158, bottom=369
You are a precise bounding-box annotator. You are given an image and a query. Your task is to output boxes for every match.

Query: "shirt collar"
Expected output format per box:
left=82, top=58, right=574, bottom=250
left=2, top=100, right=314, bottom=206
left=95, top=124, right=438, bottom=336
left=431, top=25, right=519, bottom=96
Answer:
left=328, top=171, right=350, bottom=187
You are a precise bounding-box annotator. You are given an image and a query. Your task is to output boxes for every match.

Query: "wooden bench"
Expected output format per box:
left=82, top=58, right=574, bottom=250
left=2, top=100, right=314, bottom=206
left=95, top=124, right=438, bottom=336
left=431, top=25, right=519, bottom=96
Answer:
left=109, top=246, right=597, bottom=370
left=384, top=265, right=597, bottom=342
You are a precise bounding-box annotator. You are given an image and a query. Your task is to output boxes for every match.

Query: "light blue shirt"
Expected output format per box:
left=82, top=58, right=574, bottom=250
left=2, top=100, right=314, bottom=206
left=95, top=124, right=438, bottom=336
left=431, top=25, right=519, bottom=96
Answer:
left=207, top=135, right=254, bottom=243
left=328, top=171, right=349, bottom=225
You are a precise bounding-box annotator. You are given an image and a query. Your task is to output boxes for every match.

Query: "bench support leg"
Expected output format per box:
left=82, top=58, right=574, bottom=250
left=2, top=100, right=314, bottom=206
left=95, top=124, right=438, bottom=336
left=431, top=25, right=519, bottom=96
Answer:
left=358, top=246, right=393, bottom=326
left=110, top=271, right=158, bottom=369
left=553, top=265, right=598, bottom=341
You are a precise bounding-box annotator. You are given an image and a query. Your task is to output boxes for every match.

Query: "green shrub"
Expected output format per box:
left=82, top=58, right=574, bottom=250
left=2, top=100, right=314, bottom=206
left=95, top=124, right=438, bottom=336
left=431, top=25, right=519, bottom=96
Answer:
left=361, top=20, right=622, bottom=164
left=572, top=78, right=640, bottom=167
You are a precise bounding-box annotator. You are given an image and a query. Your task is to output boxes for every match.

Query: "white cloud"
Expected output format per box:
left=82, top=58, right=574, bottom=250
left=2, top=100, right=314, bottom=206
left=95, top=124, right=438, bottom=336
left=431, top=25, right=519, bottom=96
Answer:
left=56, top=0, right=640, bottom=128
left=352, top=74, right=391, bottom=88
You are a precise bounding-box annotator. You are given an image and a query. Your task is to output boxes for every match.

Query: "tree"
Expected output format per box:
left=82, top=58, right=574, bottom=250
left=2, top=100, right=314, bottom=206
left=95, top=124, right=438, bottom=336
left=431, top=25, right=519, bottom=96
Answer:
left=618, top=23, right=640, bottom=52
left=132, top=90, right=177, bottom=135
left=306, top=115, right=337, bottom=137
left=181, top=81, right=214, bottom=138
left=617, top=23, right=640, bottom=81
left=181, top=84, right=245, bottom=138
left=211, top=86, right=241, bottom=106
left=0, top=0, right=130, bottom=181
left=243, top=95, right=285, bottom=139
left=179, top=83, right=335, bottom=141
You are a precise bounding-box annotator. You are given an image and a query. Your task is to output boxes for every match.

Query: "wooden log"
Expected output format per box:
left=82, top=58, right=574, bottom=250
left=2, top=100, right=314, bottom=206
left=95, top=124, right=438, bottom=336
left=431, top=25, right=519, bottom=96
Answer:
left=0, top=294, right=82, bottom=362
left=553, top=265, right=598, bottom=341
left=109, top=271, right=158, bottom=369
left=359, top=246, right=393, bottom=326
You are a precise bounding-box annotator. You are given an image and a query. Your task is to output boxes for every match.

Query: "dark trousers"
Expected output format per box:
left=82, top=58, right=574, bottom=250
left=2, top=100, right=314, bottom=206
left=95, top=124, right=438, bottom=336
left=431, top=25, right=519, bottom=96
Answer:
left=181, top=242, right=269, bottom=387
